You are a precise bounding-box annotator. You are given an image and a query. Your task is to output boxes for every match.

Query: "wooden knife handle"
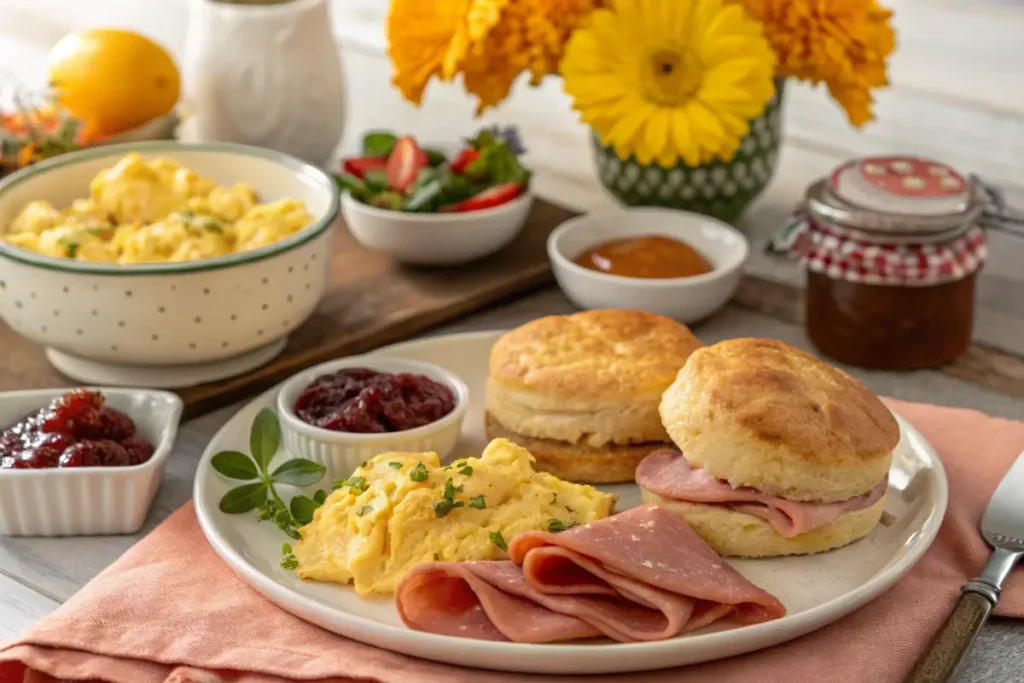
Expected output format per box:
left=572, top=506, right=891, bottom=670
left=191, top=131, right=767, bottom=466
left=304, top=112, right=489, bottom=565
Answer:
left=905, top=590, right=993, bottom=683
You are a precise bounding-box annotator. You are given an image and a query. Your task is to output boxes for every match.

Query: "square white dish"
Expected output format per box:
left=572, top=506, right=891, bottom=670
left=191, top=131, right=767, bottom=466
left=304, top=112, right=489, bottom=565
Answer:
left=0, top=387, right=183, bottom=536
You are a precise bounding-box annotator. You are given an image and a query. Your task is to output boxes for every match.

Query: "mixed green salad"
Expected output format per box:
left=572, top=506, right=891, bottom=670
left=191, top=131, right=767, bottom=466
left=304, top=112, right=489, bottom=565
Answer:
left=335, top=126, right=530, bottom=213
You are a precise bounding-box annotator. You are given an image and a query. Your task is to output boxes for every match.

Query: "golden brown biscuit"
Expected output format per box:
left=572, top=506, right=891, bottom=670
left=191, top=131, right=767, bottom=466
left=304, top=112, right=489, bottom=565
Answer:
left=487, top=309, right=702, bottom=447
left=485, top=412, right=666, bottom=484
left=660, top=338, right=899, bottom=503
left=641, top=489, right=888, bottom=557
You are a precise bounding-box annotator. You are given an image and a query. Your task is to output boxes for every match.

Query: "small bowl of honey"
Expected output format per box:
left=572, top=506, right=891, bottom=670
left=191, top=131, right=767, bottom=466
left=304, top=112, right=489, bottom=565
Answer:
left=547, top=208, right=749, bottom=323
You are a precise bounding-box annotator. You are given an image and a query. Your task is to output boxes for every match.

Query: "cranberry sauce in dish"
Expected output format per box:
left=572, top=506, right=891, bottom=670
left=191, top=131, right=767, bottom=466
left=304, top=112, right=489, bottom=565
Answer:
left=293, top=367, right=456, bottom=433
left=0, top=389, right=155, bottom=469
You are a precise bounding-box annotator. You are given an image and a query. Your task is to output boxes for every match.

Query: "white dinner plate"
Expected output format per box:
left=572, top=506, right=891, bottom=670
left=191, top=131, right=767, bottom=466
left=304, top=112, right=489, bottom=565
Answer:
left=194, top=331, right=949, bottom=675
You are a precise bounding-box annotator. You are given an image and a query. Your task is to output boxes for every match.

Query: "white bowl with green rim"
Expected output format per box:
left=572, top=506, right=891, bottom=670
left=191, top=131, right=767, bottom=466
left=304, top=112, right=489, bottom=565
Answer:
left=0, top=141, right=340, bottom=388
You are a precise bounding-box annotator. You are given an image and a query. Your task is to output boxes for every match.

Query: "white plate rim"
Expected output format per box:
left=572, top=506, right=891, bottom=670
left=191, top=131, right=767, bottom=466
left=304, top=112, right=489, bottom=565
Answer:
left=193, top=330, right=949, bottom=674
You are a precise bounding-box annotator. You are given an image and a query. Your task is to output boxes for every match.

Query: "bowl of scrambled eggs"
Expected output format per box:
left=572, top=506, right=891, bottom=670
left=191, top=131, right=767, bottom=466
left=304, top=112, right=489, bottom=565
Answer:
left=0, top=141, right=339, bottom=382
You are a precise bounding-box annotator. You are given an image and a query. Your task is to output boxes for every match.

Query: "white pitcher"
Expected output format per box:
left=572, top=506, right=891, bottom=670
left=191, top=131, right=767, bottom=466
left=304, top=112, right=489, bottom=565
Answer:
left=181, top=0, right=346, bottom=167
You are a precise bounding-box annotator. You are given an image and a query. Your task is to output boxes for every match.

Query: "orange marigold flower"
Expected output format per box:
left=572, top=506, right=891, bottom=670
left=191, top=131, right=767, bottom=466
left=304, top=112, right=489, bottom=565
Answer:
left=388, top=0, right=604, bottom=114
left=734, top=0, right=896, bottom=126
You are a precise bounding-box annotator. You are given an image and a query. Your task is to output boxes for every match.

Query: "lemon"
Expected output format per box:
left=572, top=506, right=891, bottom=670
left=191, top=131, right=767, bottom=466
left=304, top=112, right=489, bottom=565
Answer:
left=49, top=29, right=180, bottom=139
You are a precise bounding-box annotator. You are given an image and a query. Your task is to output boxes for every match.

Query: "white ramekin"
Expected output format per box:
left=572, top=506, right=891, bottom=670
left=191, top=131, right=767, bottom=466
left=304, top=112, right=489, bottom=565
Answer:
left=277, top=357, right=469, bottom=478
left=0, top=388, right=183, bottom=536
left=547, top=207, right=750, bottom=323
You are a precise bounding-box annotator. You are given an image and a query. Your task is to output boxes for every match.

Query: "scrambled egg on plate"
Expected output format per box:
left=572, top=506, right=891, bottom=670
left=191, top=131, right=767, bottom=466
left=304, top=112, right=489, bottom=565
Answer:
left=2, top=153, right=314, bottom=264
left=293, top=438, right=617, bottom=596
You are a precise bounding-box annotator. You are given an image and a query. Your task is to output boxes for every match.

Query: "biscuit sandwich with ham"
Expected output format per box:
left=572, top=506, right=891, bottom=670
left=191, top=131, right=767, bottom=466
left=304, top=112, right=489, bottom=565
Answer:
left=637, top=338, right=898, bottom=557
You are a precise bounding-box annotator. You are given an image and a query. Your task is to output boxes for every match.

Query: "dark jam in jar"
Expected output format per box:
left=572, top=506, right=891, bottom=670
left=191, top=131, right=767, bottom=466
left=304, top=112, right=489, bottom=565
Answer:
left=787, top=156, right=988, bottom=370
left=294, top=368, right=456, bottom=433
left=0, top=389, right=155, bottom=469
left=806, top=270, right=976, bottom=369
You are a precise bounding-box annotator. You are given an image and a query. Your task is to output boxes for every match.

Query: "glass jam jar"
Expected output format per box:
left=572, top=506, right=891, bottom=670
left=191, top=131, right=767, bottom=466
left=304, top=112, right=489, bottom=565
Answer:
left=785, top=156, right=988, bottom=370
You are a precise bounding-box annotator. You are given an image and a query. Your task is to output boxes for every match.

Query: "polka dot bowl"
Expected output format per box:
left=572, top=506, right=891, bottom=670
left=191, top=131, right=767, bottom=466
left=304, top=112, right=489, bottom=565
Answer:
left=0, top=141, right=339, bottom=373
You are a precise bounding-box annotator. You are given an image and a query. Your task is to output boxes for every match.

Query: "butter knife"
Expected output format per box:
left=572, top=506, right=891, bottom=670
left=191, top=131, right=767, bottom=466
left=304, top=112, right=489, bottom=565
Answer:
left=906, top=451, right=1024, bottom=683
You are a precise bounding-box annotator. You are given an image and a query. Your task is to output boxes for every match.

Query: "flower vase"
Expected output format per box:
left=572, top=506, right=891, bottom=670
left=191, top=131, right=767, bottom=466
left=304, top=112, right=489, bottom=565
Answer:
left=592, top=80, right=785, bottom=223
left=181, top=0, right=347, bottom=167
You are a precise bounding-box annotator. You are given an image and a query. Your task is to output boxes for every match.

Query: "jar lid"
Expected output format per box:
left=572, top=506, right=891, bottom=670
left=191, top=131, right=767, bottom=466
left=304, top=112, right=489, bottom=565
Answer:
left=806, top=156, right=983, bottom=240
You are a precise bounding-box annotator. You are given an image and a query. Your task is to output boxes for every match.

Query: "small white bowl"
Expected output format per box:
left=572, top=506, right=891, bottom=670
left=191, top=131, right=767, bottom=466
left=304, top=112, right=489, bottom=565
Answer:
left=342, top=190, right=533, bottom=265
left=277, top=357, right=469, bottom=477
left=0, top=388, right=183, bottom=536
left=547, top=208, right=750, bottom=323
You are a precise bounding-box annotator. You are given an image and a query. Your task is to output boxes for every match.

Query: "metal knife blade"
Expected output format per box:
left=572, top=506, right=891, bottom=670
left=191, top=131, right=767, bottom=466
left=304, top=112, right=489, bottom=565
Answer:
left=907, top=451, right=1024, bottom=683
left=981, top=452, right=1024, bottom=553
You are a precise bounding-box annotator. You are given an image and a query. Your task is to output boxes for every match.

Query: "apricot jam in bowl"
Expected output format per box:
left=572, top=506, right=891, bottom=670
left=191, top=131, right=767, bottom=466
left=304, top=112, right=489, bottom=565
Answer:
left=547, top=208, right=749, bottom=323
left=0, top=387, right=183, bottom=536
left=277, top=357, right=469, bottom=476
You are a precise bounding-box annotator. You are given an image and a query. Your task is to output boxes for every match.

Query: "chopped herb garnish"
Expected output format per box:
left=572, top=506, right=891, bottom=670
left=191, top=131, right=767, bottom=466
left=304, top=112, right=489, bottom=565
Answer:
left=86, top=226, right=107, bottom=236
left=280, top=554, right=298, bottom=570
left=545, top=519, right=577, bottom=533
left=388, top=461, right=403, bottom=470
left=203, top=220, right=223, bottom=233
left=458, top=465, right=474, bottom=476
left=333, top=476, right=367, bottom=493
left=442, top=477, right=464, bottom=501
left=410, top=462, right=428, bottom=482
left=433, top=499, right=465, bottom=518
left=469, top=495, right=486, bottom=509
left=58, top=237, right=80, bottom=258
left=281, top=543, right=292, bottom=554
left=490, top=531, right=508, bottom=552
left=433, top=552, right=440, bottom=561
left=357, top=504, right=373, bottom=516
left=178, top=208, right=196, bottom=219
left=360, top=461, right=368, bottom=468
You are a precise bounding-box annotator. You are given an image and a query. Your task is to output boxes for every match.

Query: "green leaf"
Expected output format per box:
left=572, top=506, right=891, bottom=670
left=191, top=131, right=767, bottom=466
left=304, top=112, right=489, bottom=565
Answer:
left=357, top=504, right=373, bottom=516
left=219, top=482, right=268, bottom=514
left=469, top=495, right=486, bottom=509
left=458, top=465, right=473, bottom=476
left=424, top=148, right=447, bottom=166
left=282, top=543, right=292, bottom=554
left=362, top=169, right=390, bottom=192
left=490, top=531, right=507, bottom=552
left=368, top=190, right=403, bottom=211
left=280, top=554, right=298, bottom=570
left=388, top=461, right=403, bottom=470
left=545, top=519, right=577, bottom=533
left=290, top=495, right=320, bottom=524
left=334, top=172, right=367, bottom=194
left=250, top=408, right=280, bottom=473
left=403, top=179, right=443, bottom=212
left=211, top=451, right=259, bottom=480
left=362, top=131, right=397, bottom=158
left=271, top=458, right=327, bottom=487
left=433, top=499, right=464, bottom=518
left=313, top=489, right=328, bottom=505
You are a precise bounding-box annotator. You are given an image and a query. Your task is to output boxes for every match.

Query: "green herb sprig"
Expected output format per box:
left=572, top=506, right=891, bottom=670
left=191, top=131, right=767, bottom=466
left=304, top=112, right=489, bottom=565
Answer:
left=212, top=408, right=328, bottom=540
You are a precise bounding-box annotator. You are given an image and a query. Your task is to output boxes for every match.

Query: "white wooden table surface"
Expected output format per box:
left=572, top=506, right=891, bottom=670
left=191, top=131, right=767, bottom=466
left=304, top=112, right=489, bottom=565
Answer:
left=1, top=1, right=1023, bottom=680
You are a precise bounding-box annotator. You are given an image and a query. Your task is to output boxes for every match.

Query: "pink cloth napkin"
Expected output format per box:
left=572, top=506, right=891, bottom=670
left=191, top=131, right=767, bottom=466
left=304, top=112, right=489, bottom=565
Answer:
left=1, top=399, right=1023, bottom=683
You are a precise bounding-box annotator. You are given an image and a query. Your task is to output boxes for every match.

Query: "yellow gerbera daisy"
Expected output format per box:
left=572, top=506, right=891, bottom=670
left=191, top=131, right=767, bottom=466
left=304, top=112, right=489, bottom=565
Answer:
left=734, top=0, right=896, bottom=127
left=561, top=0, right=777, bottom=167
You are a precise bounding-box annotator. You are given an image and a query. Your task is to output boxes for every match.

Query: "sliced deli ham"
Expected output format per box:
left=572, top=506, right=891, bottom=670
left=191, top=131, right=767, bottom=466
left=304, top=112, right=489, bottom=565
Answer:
left=395, top=505, right=785, bottom=643
left=635, top=449, right=888, bottom=537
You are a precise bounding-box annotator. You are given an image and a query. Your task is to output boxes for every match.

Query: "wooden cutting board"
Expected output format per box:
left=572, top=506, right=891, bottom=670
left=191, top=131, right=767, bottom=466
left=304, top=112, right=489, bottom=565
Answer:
left=0, top=200, right=575, bottom=418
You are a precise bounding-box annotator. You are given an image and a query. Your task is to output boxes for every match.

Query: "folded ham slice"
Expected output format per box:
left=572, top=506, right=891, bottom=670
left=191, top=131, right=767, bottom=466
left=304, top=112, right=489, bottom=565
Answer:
left=635, top=449, right=888, bottom=537
left=396, top=505, right=785, bottom=643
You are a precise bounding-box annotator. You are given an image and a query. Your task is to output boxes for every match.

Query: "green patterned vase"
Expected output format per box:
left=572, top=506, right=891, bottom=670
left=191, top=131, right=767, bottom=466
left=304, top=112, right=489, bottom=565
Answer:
left=592, top=80, right=785, bottom=223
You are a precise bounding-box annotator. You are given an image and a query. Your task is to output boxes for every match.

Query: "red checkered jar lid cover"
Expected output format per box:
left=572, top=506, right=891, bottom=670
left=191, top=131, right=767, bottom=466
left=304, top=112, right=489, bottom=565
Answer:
left=774, top=156, right=988, bottom=285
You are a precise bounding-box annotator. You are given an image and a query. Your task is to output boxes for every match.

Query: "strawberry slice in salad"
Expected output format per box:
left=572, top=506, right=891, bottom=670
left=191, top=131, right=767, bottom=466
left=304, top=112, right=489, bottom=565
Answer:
left=441, top=183, right=523, bottom=213
left=334, top=126, right=529, bottom=213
